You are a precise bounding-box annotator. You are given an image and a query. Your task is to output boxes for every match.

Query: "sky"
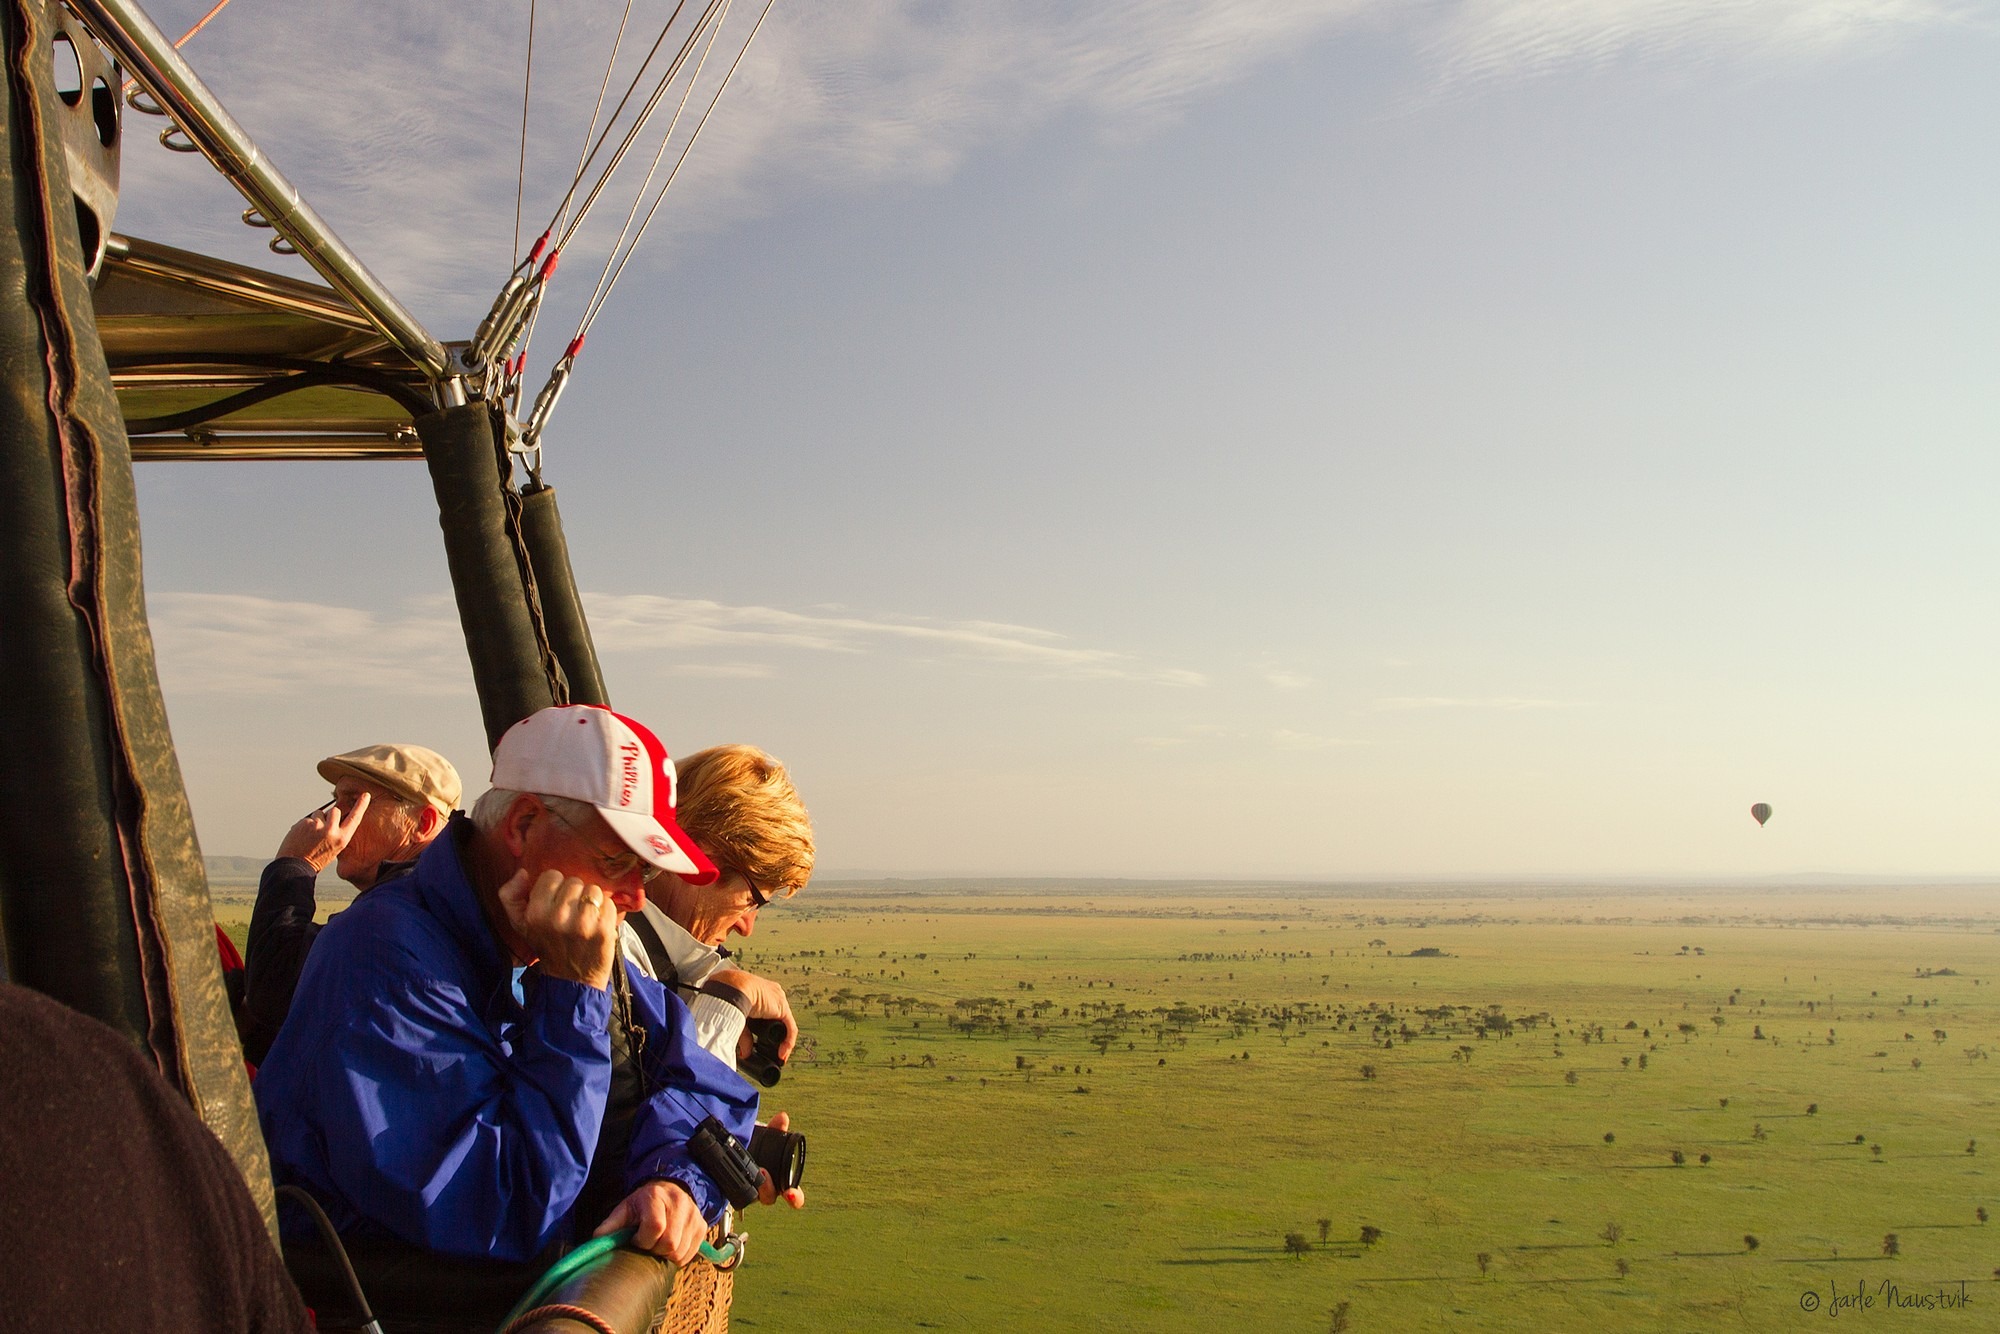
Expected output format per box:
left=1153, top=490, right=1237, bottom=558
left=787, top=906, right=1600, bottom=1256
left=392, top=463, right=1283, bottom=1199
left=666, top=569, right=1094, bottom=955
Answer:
left=111, top=0, right=2000, bottom=879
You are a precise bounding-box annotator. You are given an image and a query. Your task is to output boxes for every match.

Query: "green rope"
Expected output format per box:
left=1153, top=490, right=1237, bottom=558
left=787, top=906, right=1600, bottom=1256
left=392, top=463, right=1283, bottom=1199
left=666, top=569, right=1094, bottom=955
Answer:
left=499, top=1229, right=631, bottom=1330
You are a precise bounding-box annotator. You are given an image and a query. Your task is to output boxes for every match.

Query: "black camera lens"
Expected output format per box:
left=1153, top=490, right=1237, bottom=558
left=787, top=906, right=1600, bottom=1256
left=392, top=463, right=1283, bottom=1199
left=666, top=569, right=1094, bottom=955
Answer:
left=749, top=1124, right=806, bottom=1193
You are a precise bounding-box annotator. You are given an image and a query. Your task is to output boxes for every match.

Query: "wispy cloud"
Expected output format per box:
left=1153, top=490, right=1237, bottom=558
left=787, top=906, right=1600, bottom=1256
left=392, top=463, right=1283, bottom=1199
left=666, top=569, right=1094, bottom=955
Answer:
left=587, top=592, right=1205, bottom=684
left=150, top=593, right=470, bottom=696
left=111, top=0, right=1965, bottom=327
left=1134, top=724, right=1363, bottom=750
left=668, top=661, right=780, bottom=680
left=149, top=590, right=1200, bottom=693
left=1264, top=669, right=1314, bottom=689
left=1373, top=695, right=1584, bottom=712
left=1429, top=0, right=1971, bottom=89
left=1270, top=728, right=1368, bottom=749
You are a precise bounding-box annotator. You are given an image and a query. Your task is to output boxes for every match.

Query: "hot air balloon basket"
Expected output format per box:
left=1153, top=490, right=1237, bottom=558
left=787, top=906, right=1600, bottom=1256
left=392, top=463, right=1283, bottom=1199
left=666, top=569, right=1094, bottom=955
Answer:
left=663, top=1233, right=736, bottom=1334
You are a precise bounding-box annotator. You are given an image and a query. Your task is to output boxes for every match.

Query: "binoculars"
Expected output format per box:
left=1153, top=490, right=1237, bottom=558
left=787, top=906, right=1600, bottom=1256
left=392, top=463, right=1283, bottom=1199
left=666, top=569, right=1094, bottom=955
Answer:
left=737, top=1017, right=789, bottom=1088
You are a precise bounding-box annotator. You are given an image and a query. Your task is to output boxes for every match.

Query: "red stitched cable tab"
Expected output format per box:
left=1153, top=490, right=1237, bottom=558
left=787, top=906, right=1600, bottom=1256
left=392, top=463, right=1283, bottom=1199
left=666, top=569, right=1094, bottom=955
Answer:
left=538, top=251, right=561, bottom=283
left=566, top=335, right=586, bottom=359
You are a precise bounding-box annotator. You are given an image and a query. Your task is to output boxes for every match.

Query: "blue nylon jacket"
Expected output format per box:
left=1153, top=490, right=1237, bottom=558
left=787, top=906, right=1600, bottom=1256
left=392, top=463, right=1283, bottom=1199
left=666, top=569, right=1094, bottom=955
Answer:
left=254, top=817, right=759, bottom=1262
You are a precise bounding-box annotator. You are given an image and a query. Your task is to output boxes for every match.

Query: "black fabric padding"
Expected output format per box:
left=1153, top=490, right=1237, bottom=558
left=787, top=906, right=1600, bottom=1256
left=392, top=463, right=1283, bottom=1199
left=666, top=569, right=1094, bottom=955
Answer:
left=520, top=482, right=610, bottom=707
left=417, top=402, right=558, bottom=748
left=0, top=0, right=275, bottom=1229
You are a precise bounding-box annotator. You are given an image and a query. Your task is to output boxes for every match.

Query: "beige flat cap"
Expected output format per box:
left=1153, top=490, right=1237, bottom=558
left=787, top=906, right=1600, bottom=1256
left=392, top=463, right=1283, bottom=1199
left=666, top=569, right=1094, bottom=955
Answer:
left=317, top=744, right=462, bottom=815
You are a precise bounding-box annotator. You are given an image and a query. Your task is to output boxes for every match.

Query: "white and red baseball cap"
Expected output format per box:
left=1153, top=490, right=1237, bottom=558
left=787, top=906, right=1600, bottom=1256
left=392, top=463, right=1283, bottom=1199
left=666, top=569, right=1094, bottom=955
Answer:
left=490, top=705, right=718, bottom=884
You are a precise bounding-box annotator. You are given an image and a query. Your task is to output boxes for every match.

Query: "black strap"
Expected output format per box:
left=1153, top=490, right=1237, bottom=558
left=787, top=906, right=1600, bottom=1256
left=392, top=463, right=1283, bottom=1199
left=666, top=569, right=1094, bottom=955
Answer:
left=625, top=910, right=678, bottom=989
left=697, top=978, right=751, bottom=1017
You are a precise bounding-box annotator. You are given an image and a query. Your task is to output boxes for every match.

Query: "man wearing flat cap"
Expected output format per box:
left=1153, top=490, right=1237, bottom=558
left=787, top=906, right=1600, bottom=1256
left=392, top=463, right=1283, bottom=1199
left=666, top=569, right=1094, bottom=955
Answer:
left=239, top=743, right=462, bottom=1064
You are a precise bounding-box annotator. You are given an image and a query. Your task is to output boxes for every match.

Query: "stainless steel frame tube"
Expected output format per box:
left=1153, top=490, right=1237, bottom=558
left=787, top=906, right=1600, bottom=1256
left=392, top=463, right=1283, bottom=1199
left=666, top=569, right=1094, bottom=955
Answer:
left=67, top=0, right=450, bottom=379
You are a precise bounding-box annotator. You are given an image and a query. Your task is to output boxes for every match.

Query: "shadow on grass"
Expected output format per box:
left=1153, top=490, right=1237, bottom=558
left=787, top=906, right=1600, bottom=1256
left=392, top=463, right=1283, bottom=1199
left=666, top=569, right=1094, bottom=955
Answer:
left=1160, top=1257, right=1287, bottom=1267
left=1178, top=1245, right=1285, bottom=1254
left=1774, top=1256, right=1896, bottom=1265
left=1514, top=1243, right=1604, bottom=1252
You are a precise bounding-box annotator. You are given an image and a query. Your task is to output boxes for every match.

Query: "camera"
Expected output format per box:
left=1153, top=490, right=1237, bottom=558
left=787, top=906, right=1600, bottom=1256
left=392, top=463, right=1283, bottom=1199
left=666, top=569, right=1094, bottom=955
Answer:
left=750, top=1123, right=806, bottom=1195
left=686, top=1116, right=807, bottom=1210
left=738, top=1017, right=788, bottom=1088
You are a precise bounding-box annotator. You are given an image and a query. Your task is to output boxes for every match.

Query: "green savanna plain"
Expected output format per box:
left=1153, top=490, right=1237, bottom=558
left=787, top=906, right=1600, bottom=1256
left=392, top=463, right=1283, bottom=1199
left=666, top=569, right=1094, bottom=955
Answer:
left=217, top=883, right=2000, bottom=1331
left=719, top=885, right=1999, bottom=1332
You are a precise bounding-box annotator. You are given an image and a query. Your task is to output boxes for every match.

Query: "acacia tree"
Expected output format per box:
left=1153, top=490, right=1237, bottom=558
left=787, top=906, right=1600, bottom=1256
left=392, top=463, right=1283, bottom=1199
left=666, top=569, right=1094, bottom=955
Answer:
left=1285, top=1233, right=1312, bottom=1259
left=1317, top=1218, right=1332, bottom=1246
left=1476, top=1252, right=1492, bottom=1276
left=1359, top=1225, right=1383, bottom=1248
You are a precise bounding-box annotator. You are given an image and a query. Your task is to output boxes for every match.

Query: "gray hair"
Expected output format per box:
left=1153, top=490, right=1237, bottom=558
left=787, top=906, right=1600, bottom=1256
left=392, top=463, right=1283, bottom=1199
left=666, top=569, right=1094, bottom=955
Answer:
left=469, top=787, right=599, bottom=833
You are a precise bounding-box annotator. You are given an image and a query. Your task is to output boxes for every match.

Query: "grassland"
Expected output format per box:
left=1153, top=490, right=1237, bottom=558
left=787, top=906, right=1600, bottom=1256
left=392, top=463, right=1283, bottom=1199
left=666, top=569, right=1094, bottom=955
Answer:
left=710, top=884, right=1998, bottom=1332
left=213, top=882, right=2000, bottom=1330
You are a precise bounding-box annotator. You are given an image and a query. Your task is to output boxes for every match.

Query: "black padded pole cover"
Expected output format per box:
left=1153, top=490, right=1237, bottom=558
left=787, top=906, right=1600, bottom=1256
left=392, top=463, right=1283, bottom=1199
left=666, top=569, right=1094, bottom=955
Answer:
left=416, top=402, right=557, bottom=748
left=519, top=483, right=608, bottom=707
left=0, top=0, right=273, bottom=1226
left=512, top=1250, right=677, bottom=1334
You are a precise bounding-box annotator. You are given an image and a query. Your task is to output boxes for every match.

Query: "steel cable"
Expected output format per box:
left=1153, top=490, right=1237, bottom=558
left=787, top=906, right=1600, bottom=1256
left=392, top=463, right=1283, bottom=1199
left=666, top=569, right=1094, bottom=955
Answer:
left=528, top=0, right=702, bottom=257
left=513, top=0, right=641, bottom=393
left=550, top=0, right=726, bottom=255
left=574, top=0, right=775, bottom=342
left=512, top=0, right=538, bottom=267
left=571, top=0, right=735, bottom=338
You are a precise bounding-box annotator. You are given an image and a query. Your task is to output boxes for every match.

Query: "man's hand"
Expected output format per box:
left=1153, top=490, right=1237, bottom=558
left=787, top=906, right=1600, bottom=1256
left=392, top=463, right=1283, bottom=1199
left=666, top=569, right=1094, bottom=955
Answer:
left=755, top=1111, right=806, bottom=1209
left=712, top=968, right=797, bottom=1060
left=496, top=869, right=619, bottom=990
left=593, top=1179, right=708, bottom=1265
left=275, top=793, right=371, bottom=871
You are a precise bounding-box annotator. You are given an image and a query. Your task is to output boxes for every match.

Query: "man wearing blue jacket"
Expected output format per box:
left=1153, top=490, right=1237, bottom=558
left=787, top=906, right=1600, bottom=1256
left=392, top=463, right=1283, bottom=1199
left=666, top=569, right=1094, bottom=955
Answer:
left=256, top=706, right=771, bottom=1266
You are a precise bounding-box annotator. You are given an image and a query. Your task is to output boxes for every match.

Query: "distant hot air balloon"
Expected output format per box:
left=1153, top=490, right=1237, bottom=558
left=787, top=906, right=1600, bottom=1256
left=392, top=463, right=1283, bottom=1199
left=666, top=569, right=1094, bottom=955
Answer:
left=1750, top=803, right=1772, bottom=827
